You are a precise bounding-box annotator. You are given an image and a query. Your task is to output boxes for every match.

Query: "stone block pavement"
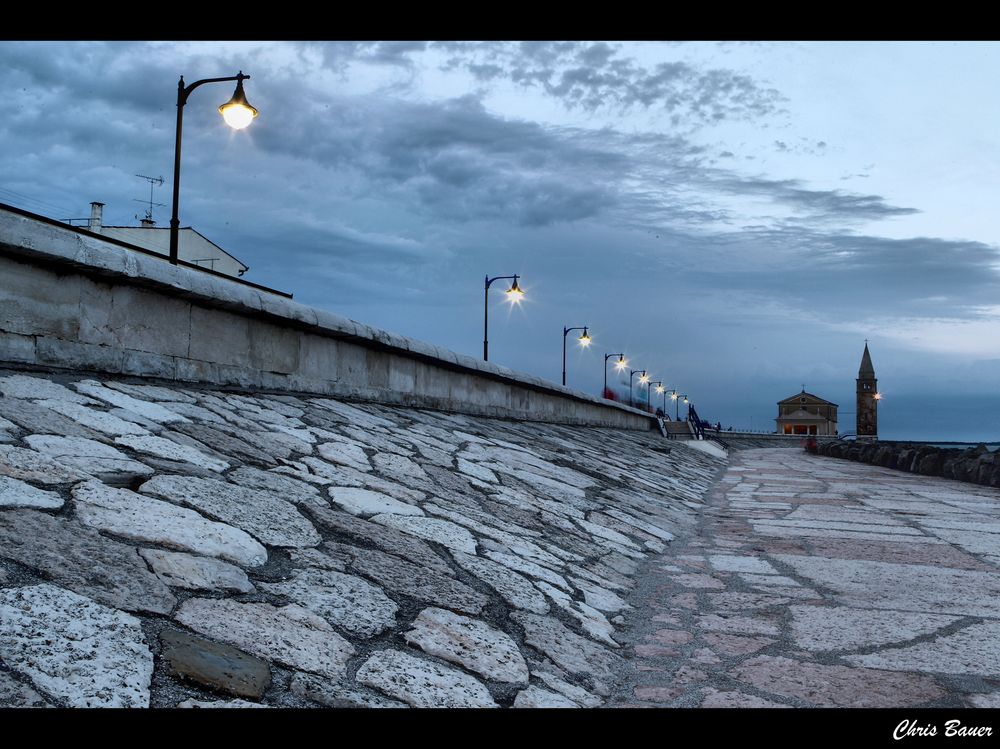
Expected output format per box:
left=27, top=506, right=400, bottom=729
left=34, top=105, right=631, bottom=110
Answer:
left=615, top=447, right=1000, bottom=708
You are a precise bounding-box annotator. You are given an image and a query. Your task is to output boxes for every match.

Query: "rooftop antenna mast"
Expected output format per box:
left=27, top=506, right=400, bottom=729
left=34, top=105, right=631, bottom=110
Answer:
left=133, top=174, right=165, bottom=224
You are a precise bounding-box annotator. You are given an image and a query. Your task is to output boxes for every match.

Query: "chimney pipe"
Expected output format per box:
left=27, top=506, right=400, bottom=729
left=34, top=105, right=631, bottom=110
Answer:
left=89, top=202, right=104, bottom=232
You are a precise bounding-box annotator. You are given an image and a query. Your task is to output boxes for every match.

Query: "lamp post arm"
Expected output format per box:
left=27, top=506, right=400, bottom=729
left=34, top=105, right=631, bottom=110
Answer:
left=169, top=72, right=251, bottom=266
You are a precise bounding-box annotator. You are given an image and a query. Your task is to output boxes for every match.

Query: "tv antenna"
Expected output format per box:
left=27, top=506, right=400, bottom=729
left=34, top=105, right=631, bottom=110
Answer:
left=133, top=174, right=165, bottom=223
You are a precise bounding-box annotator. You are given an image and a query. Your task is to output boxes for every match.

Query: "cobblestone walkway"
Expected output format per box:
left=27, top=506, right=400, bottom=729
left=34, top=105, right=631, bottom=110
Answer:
left=618, top=447, right=1000, bottom=708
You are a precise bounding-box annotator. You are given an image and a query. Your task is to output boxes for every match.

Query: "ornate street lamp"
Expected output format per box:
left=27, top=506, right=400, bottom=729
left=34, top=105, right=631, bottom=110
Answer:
left=562, top=326, right=590, bottom=386
left=483, top=274, right=524, bottom=361
left=170, top=71, right=258, bottom=266
left=603, top=353, right=627, bottom=399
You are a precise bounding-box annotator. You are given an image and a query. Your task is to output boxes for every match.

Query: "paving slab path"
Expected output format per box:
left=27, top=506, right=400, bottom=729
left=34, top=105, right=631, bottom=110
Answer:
left=616, top=447, right=1000, bottom=708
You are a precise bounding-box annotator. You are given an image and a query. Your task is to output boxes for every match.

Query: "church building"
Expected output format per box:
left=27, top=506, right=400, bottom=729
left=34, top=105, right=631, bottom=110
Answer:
left=775, top=389, right=839, bottom=435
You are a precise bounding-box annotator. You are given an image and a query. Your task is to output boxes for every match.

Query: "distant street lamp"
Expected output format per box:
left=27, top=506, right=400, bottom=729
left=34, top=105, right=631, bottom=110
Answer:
left=603, top=353, right=627, bottom=398
left=649, top=381, right=663, bottom=414
left=170, top=71, right=258, bottom=266
left=483, top=274, right=524, bottom=361
left=629, top=369, right=648, bottom=408
left=562, top=326, right=590, bottom=386
left=681, top=394, right=690, bottom=420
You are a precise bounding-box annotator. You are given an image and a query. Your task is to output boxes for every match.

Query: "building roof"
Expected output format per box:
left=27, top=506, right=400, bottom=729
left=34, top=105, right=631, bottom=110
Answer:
left=777, top=390, right=839, bottom=407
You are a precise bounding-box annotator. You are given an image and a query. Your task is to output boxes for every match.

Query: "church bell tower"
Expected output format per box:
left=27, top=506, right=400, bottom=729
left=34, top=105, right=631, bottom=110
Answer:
left=856, top=341, right=878, bottom=439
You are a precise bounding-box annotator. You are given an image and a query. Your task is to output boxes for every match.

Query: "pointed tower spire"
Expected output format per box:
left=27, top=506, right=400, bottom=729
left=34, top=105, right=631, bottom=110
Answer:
left=859, top=341, right=875, bottom=378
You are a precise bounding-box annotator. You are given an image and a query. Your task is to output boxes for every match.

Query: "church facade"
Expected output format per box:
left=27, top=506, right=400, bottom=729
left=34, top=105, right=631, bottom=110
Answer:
left=775, top=390, right=839, bottom=435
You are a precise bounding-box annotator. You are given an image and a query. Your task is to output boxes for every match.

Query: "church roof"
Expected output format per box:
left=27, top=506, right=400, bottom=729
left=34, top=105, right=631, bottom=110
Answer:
left=859, top=342, right=876, bottom=377
left=777, top=390, right=838, bottom=407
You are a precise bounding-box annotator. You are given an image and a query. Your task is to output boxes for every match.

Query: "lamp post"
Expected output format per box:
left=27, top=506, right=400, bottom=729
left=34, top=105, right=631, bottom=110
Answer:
left=649, top=381, right=663, bottom=415
left=668, top=389, right=680, bottom=421
left=170, top=71, right=258, bottom=266
left=681, top=394, right=690, bottom=421
left=629, top=369, right=648, bottom=408
left=603, top=353, right=626, bottom=398
left=483, top=274, right=524, bottom=361
left=561, top=326, right=590, bottom=386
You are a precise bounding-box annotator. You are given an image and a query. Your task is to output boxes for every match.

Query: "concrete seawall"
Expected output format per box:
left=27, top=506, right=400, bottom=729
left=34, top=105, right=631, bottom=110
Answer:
left=0, top=205, right=652, bottom=430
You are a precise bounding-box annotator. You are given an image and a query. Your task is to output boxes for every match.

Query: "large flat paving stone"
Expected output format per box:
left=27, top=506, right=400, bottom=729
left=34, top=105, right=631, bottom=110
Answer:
left=290, top=672, right=407, bottom=708
left=175, top=598, right=354, bottom=679
left=452, top=552, right=550, bottom=614
left=404, top=607, right=529, bottom=684
left=0, top=475, right=63, bottom=509
left=0, top=511, right=176, bottom=614
left=775, top=554, right=1000, bottom=618
left=139, top=549, right=255, bottom=593
left=0, top=584, right=153, bottom=707
left=847, top=622, right=1000, bottom=677
left=140, top=475, right=320, bottom=549
left=331, top=542, right=488, bottom=615
left=303, top=506, right=453, bottom=577
left=73, top=480, right=267, bottom=567
left=22, top=436, right=154, bottom=484
left=160, top=629, right=271, bottom=699
left=789, top=605, right=960, bottom=652
left=114, top=435, right=229, bottom=472
left=512, top=611, right=622, bottom=685
left=355, top=649, right=497, bottom=707
left=731, top=655, right=945, bottom=707
left=370, top=514, right=478, bottom=554
left=262, top=567, right=398, bottom=638
left=328, top=487, right=423, bottom=518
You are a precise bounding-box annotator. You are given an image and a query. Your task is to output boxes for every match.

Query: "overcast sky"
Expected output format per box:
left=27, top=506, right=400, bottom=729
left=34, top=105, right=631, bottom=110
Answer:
left=2, top=41, right=999, bottom=440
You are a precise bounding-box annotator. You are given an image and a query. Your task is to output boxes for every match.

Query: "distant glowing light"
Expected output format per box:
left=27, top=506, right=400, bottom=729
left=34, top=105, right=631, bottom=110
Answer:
left=639, top=373, right=649, bottom=384
left=615, top=357, right=627, bottom=370
left=656, top=385, right=665, bottom=394
left=579, top=328, right=591, bottom=347
left=874, top=392, right=883, bottom=400
left=671, top=393, right=678, bottom=401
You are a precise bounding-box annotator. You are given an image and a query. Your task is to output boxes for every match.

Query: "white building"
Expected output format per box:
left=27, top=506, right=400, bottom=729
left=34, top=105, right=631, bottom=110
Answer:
left=86, top=202, right=248, bottom=278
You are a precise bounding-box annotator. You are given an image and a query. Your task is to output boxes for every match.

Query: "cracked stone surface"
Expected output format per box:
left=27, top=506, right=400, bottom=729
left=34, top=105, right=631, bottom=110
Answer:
left=175, top=598, right=354, bottom=679
left=261, top=567, right=398, bottom=638
left=404, top=607, right=529, bottom=683
left=0, top=511, right=176, bottom=614
left=0, top=584, right=153, bottom=707
left=355, top=649, right=498, bottom=708
left=22, top=366, right=998, bottom=709
left=73, top=480, right=268, bottom=567
left=140, top=474, right=321, bottom=549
